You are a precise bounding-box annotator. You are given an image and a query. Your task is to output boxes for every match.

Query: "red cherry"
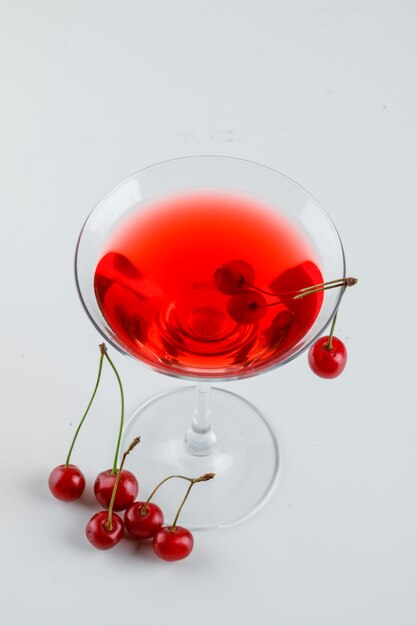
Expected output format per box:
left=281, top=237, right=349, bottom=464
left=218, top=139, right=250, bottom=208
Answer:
left=85, top=511, right=124, bottom=550
left=124, top=502, right=164, bottom=539
left=93, top=274, right=113, bottom=307
left=308, top=335, right=347, bottom=378
left=94, top=469, right=138, bottom=511
left=153, top=526, right=194, bottom=561
left=262, top=309, right=295, bottom=350
left=94, top=252, right=142, bottom=308
left=227, top=290, right=267, bottom=324
left=270, top=261, right=324, bottom=321
left=48, top=464, right=86, bottom=501
left=214, top=260, right=255, bottom=294
left=271, top=309, right=294, bottom=336
left=111, top=252, right=142, bottom=279
left=113, top=305, right=150, bottom=345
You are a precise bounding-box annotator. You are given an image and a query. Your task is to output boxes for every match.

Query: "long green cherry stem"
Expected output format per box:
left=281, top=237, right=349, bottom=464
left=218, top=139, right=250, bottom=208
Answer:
left=170, top=473, right=215, bottom=532
left=139, top=473, right=213, bottom=515
left=140, top=475, right=194, bottom=515
left=65, top=345, right=105, bottom=467
left=105, top=437, right=140, bottom=531
left=325, top=312, right=338, bottom=350
left=101, top=344, right=125, bottom=475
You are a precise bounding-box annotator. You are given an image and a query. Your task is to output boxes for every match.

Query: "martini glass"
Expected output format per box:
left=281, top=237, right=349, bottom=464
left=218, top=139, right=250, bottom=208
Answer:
left=75, top=156, right=345, bottom=530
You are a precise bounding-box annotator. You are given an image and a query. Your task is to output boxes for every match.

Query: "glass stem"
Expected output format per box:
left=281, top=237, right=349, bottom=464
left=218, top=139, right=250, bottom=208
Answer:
left=184, top=382, right=217, bottom=456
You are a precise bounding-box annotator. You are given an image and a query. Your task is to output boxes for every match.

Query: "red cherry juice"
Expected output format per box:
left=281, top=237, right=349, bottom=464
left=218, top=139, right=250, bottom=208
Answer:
left=94, top=191, right=323, bottom=377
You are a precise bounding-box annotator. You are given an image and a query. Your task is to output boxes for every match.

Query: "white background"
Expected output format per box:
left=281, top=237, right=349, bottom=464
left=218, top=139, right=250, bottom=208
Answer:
left=1, top=1, right=416, bottom=625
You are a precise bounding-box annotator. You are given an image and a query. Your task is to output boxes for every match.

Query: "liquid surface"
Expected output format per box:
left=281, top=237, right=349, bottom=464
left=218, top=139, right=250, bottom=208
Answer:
left=94, top=191, right=323, bottom=378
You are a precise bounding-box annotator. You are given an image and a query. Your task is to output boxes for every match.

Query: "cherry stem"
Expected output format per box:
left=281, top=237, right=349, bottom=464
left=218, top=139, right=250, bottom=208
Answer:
left=256, top=276, right=357, bottom=309
left=65, top=345, right=105, bottom=467
left=101, top=346, right=125, bottom=475
left=292, top=277, right=357, bottom=300
left=244, top=281, right=277, bottom=297
left=259, top=301, right=285, bottom=309
left=170, top=473, right=215, bottom=531
left=140, top=475, right=191, bottom=515
left=140, top=472, right=215, bottom=515
left=105, top=437, right=140, bottom=531
left=325, top=312, right=338, bottom=350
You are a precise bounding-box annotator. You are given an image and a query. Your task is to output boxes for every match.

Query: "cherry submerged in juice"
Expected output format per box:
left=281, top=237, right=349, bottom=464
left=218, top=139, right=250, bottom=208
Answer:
left=94, top=191, right=323, bottom=377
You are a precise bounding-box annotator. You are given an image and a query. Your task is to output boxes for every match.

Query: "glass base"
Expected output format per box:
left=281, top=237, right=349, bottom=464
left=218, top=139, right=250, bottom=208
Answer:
left=122, top=386, right=280, bottom=530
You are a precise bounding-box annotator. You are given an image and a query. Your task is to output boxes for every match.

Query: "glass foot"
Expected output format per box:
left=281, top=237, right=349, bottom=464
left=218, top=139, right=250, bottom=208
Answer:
left=122, top=386, right=279, bottom=530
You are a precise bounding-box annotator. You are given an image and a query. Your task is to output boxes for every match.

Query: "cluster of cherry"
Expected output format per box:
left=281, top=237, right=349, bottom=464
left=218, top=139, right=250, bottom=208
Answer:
left=214, top=259, right=357, bottom=378
left=48, top=344, right=212, bottom=561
